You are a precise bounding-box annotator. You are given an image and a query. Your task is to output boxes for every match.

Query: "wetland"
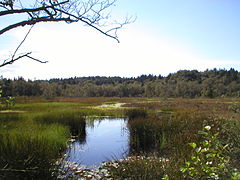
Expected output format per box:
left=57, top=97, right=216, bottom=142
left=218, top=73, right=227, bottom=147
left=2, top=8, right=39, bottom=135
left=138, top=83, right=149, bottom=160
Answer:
left=0, top=97, right=239, bottom=179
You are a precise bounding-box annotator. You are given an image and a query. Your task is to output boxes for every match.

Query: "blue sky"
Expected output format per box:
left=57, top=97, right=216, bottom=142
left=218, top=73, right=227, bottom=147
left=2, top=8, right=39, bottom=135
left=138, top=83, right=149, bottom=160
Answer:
left=0, top=0, right=240, bottom=79
left=118, top=0, right=240, bottom=59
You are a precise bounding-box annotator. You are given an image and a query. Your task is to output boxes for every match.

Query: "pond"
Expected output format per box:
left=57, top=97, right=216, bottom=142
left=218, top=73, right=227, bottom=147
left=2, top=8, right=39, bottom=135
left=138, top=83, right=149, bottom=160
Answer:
left=64, top=118, right=129, bottom=168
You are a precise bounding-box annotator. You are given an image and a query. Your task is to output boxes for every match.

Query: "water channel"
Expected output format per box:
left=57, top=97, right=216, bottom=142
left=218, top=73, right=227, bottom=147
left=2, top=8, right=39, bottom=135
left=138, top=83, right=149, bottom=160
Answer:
left=65, top=118, right=129, bottom=167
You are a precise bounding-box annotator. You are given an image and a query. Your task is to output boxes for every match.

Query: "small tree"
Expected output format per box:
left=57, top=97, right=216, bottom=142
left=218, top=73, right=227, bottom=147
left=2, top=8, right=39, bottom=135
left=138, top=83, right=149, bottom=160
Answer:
left=0, top=86, right=15, bottom=110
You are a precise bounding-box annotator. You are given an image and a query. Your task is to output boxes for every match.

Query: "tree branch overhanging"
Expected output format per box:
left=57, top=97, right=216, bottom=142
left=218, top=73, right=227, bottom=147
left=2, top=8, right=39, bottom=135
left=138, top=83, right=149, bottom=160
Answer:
left=0, top=1, right=69, bottom=16
left=0, top=24, right=47, bottom=68
left=0, top=0, right=133, bottom=41
left=0, top=17, right=76, bottom=35
left=0, top=52, right=48, bottom=68
left=0, top=0, right=134, bottom=68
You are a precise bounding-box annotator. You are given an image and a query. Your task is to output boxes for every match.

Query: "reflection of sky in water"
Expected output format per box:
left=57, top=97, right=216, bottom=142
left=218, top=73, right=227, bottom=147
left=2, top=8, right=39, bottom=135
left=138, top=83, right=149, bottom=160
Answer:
left=65, top=118, right=129, bottom=167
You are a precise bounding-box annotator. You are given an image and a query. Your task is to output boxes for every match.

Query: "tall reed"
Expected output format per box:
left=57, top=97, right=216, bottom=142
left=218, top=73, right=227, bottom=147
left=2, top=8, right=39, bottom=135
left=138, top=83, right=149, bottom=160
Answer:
left=0, top=122, right=69, bottom=179
left=35, top=110, right=86, bottom=136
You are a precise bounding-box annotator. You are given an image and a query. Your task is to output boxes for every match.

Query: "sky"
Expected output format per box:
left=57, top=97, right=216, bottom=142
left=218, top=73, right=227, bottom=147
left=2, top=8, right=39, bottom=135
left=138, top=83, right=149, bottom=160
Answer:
left=0, top=0, right=240, bottom=80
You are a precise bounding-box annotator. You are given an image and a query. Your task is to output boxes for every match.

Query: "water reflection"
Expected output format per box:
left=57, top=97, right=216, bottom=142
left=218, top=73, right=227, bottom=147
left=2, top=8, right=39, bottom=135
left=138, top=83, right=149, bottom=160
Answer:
left=65, top=118, right=129, bottom=167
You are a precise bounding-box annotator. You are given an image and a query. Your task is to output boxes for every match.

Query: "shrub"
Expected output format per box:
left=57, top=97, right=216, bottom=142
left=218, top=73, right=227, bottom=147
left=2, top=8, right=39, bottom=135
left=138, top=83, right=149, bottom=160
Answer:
left=180, top=125, right=240, bottom=179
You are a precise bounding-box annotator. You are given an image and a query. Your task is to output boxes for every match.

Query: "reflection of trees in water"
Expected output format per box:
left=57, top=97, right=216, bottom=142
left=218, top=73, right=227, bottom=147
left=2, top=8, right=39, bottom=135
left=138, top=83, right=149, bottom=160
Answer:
left=70, top=119, right=86, bottom=137
left=77, top=127, right=87, bottom=144
left=85, top=117, right=127, bottom=129
left=86, top=118, right=103, bottom=129
left=77, top=118, right=105, bottom=144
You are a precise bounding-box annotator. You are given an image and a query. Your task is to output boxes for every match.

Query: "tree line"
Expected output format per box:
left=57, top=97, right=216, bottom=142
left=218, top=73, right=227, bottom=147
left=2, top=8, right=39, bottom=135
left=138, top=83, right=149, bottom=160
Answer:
left=1, top=68, right=240, bottom=98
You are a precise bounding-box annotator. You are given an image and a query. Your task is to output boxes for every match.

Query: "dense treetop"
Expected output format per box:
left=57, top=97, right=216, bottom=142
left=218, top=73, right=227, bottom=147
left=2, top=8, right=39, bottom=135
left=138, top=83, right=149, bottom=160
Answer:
left=1, top=68, right=240, bottom=98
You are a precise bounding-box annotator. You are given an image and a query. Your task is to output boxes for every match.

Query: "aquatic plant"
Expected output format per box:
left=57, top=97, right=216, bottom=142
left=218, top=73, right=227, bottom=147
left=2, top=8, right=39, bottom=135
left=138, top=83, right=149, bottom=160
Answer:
left=1, top=97, right=239, bottom=179
left=125, top=108, right=148, bottom=120
left=35, top=110, right=86, bottom=136
left=103, top=156, right=168, bottom=179
left=0, top=123, right=69, bottom=179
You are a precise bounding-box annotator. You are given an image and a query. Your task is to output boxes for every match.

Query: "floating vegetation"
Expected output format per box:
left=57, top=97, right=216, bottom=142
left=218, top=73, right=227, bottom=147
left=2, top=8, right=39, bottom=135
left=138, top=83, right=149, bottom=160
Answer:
left=57, top=156, right=170, bottom=179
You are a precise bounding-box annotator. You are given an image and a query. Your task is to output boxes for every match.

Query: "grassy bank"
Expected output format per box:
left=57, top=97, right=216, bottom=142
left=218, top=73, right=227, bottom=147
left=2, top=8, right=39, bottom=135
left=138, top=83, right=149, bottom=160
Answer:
left=0, top=115, right=69, bottom=179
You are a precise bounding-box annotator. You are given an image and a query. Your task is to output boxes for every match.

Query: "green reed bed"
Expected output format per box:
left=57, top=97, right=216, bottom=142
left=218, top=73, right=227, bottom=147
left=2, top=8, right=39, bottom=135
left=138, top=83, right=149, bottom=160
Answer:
left=0, top=103, right=88, bottom=179
left=0, top=117, right=69, bottom=179
left=35, top=110, right=86, bottom=136
left=13, top=102, right=83, bottom=113
left=14, top=101, right=124, bottom=117
left=0, top=112, right=24, bottom=142
left=126, top=108, right=205, bottom=155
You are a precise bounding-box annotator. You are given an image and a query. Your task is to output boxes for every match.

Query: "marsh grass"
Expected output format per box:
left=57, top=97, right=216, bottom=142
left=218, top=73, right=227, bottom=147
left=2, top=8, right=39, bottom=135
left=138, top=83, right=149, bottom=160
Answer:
left=35, top=110, right=86, bottom=136
left=125, top=108, right=148, bottom=120
left=1, top=97, right=239, bottom=179
left=0, top=121, right=69, bottom=179
left=13, top=102, right=82, bottom=113
left=119, top=98, right=240, bottom=179
left=127, top=108, right=205, bottom=155
left=0, top=102, right=86, bottom=179
left=0, top=112, right=22, bottom=124
left=103, top=156, right=167, bottom=179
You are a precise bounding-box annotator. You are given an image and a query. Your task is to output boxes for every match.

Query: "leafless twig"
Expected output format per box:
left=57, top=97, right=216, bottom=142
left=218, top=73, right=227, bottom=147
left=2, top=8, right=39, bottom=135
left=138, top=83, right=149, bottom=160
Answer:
left=0, top=23, right=48, bottom=68
left=0, top=0, right=134, bottom=67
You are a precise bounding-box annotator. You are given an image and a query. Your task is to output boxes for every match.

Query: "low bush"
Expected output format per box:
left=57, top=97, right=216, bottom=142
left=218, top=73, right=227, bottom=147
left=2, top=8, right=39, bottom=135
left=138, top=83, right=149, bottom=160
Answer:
left=180, top=125, right=240, bottom=179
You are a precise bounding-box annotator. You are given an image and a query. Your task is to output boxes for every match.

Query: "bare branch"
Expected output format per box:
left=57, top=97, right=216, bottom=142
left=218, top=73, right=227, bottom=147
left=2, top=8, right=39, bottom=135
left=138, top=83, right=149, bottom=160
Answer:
left=53, top=6, right=121, bottom=42
left=26, top=55, right=48, bottom=63
left=0, top=52, right=48, bottom=68
left=0, top=0, right=133, bottom=67
left=12, top=25, right=34, bottom=60
left=0, top=17, right=76, bottom=35
left=0, top=52, right=31, bottom=67
left=0, top=0, right=131, bottom=41
left=0, top=1, right=69, bottom=16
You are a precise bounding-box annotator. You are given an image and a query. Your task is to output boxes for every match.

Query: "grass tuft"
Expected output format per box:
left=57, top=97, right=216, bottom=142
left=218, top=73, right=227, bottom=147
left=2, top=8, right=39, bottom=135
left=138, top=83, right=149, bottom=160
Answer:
left=0, top=122, right=69, bottom=179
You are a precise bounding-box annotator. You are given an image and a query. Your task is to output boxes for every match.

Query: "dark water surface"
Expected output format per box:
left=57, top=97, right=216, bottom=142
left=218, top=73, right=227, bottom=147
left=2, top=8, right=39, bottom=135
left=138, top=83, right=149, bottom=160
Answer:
left=65, top=118, right=129, bottom=167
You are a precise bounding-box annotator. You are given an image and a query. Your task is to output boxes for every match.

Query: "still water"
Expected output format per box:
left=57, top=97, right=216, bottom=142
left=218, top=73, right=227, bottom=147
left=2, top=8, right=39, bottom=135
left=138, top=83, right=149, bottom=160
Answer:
left=65, top=118, right=129, bottom=167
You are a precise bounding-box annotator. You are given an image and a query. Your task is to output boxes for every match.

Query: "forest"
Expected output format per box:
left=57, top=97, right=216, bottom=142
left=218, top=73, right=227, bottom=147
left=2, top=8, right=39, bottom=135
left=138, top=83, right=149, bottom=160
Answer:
left=1, top=68, right=240, bottom=98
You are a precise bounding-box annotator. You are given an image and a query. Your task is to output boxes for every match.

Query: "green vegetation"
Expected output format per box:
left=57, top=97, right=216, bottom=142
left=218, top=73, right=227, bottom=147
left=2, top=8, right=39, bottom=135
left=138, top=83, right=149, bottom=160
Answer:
left=125, top=108, right=148, bottom=120
left=0, top=86, right=15, bottom=110
left=0, top=98, right=126, bottom=179
left=181, top=125, right=240, bottom=179
left=1, top=68, right=240, bottom=98
left=103, top=156, right=167, bottom=179
left=35, top=110, right=86, bottom=136
left=102, top=98, right=240, bottom=179
left=0, top=97, right=239, bottom=179
left=0, top=115, right=69, bottom=179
